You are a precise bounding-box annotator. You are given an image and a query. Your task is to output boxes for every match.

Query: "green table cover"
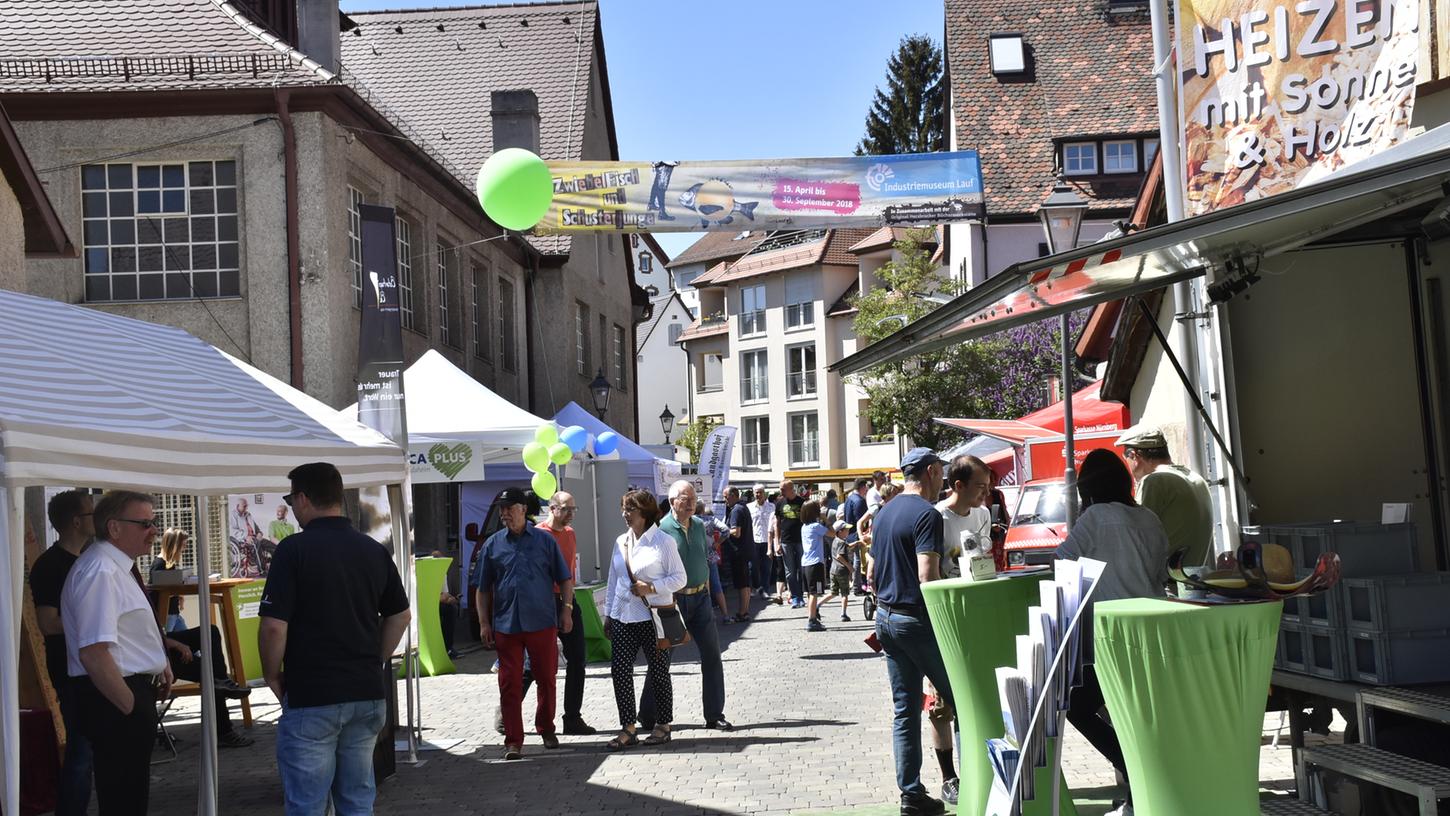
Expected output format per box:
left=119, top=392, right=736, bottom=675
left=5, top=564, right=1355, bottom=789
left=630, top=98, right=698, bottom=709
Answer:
left=574, top=584, right=611, bottom=663
left=1093, top=598, right=1281, bottom=816
left=413, top=556, right=455, bottom=677
left=922, top=575, right=1077, bottom=816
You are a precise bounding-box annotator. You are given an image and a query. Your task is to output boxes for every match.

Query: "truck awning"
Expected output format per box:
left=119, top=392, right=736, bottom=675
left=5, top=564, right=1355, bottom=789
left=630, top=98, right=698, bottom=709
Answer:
left=831, top=123, right=1450, bottom=376
left=933, top=418, right=1052, bottom=445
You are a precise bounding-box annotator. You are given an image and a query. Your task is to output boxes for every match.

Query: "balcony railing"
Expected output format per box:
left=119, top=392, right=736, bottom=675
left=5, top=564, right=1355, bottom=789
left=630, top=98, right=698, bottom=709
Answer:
left=786, top=370, right=817, bottom=398
left=740, top=377, right=768, bottom=403
left=697, top=382, right=724, bottom=393
left=861, top=433, right=897, bottom=445
left=786, top=302, right=815, bottom=329
left=743, top=444, right=771, bottom=468
left=740, top=310, right=766, bottom=336
left=788, top=440, right=819, bottom=467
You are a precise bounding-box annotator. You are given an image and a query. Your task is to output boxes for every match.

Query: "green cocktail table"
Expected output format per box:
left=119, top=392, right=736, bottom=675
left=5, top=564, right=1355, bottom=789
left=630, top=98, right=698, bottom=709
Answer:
left=1093, top=598, right=1281, bottom=816
left=922, top=575, right=1077, bottom=816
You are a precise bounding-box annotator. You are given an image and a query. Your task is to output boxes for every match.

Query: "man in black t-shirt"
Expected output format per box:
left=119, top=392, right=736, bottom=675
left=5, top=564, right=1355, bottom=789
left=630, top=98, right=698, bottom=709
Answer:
left=259, top=463, right=411, bottom=816
left=29, top=489, right=94, bottom=816
left=774, top=480, right=807, bottom=607
left=724, top=487, right=754, bottom=622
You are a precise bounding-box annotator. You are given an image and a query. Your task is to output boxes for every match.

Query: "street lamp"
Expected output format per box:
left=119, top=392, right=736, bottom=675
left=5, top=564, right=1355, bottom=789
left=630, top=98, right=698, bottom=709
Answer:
left=1037, top=176, right=1089, bottom=528
left=1038, top=175, right=1089, bottom=254
left=589, top=368, right=612, bottom=419
left=658, top=405, right=675, bottom=444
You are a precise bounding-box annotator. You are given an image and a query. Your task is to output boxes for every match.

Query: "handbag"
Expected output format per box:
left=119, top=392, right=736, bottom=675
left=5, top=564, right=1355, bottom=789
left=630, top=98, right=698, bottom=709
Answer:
left=625, top=531, right=691, bottom=651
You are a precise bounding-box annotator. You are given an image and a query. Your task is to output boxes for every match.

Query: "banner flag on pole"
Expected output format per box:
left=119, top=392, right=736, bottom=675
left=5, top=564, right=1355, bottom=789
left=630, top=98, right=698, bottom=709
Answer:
left=356, top=204, right=408, bottom=445
left=700, top=425, right=737, bottom=506
left=536, top=152, right=984, bottom=233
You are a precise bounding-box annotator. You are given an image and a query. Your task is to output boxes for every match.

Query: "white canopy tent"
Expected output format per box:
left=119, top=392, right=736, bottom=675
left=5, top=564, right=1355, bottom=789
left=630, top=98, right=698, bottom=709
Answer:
left=346, top=349, right=551, bottom=474
left=0, top=289, right=407, bottom=816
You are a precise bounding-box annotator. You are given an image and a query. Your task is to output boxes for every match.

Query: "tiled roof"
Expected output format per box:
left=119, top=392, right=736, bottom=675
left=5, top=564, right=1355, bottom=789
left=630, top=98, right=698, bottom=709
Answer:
left=848, top=226, right=906, bottom=254
left=692, top=228, right=871, bottom=288
left=341, top=1, right=601, bottom=256
left=0, top=1, right=335, bottom=92
left=945, top=0, right=1158, bottom=217
left=677, top=317, right=728, bottom=343
left=665, top=229, right=767, bottom=268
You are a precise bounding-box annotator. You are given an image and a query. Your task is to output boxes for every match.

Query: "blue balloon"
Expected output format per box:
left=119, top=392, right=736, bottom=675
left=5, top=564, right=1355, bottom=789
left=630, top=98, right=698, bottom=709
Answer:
left=595, top=431, right=619, bottom=456
left=560, top=425, right=589, bottom=454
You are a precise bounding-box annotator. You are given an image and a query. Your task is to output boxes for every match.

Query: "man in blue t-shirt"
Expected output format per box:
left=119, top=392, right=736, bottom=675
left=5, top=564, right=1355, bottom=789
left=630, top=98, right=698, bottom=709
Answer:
left=842, top=477, right=869, bottom=592
left=869, top=448, right=953, bottom=816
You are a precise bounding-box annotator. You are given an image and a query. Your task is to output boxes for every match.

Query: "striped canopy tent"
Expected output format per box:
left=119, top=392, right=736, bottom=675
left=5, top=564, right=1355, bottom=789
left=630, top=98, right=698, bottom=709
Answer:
left=0, top=290, right=406, bottom=815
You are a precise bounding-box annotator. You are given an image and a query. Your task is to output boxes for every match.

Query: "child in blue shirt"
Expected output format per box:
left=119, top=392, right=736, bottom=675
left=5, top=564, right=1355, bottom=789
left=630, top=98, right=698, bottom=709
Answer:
left=800, top=500, right=835, bottom=631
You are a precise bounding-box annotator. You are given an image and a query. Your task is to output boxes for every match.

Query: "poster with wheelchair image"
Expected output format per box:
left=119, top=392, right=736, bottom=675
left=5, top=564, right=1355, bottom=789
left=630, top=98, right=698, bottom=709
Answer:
left=226, top=492, right=297, bottom=579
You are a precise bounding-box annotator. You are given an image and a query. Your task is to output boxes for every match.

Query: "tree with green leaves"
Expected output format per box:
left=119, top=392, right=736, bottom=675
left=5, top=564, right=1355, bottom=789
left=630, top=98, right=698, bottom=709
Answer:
left=676, top=415, right=721, bottom=465
left=849, top=230, right=1090, bottom=451
left=856, top=34, right=945, bottom=156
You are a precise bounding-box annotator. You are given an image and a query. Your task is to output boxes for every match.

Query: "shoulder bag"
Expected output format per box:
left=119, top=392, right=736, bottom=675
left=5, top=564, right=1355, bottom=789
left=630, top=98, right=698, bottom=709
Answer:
left=625, top=530, right=691, bottom=651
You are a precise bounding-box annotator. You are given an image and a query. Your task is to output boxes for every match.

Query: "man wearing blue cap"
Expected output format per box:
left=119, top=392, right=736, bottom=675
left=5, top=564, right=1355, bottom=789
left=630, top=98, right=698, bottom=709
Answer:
left=870, top=447, right=953, bottom=816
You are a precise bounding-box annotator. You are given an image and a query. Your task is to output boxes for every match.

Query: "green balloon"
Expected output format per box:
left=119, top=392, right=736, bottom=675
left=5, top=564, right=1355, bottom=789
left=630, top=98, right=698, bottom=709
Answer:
left=534, top=424, right=559, bottom=447
left=531, top=470, right=557, bottom=499
left=548, top=442, right=572, bottom=466
left=522, top=441, right=549, bottom=473
left=475, top=148, right=554, bottom=231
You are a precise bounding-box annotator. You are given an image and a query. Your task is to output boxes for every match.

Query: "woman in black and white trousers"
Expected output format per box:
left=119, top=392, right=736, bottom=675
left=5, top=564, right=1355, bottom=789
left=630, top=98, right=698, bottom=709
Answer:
left=603, top=489, right=686, bottom=750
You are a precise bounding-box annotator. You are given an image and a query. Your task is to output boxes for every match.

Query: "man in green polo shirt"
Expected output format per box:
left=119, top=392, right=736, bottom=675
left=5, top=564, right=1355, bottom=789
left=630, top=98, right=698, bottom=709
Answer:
left=638, top=480, right=733, bottom=732
left=1117, top=424, right=1215, bottom=567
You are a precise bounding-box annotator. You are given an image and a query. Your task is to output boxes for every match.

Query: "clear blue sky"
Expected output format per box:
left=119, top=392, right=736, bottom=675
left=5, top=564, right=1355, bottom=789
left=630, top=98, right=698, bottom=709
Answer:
left=339, top=0, right=945, bottom=258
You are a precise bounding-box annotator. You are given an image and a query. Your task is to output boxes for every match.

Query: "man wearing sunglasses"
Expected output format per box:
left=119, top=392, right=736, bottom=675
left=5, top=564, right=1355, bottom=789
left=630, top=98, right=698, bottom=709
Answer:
left=60, top=490, right=173, bottom=815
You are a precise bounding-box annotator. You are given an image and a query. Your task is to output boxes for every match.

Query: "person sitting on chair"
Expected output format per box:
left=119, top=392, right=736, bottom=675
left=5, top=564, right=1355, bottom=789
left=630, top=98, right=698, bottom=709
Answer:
left=160, top=623, right=255, bottom=747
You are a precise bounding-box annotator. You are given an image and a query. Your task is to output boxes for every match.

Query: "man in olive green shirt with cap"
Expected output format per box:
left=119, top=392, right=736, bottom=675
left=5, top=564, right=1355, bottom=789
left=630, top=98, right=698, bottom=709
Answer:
left=1117, top=423, right=1215, bottom=566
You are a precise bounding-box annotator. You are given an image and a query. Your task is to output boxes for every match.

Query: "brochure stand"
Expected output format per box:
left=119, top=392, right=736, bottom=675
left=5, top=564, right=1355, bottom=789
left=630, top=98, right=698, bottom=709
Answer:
left=985, top=559, right=1106, bottom=816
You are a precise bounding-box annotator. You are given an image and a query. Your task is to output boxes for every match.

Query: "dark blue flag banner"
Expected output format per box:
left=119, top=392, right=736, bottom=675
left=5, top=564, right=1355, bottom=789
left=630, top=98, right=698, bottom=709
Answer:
left=535, top=151, right=984, bottom=233
left=356, top=203, right=407, bottom=445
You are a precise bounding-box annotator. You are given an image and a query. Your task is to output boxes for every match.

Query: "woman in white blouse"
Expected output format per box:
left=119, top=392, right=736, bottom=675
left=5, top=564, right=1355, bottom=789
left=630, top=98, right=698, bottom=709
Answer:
left=604, top=489, right=687, bottom=750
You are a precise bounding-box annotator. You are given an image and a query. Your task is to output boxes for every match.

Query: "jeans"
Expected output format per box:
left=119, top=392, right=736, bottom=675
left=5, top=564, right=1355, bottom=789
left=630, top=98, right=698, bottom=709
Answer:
left=275, top=698, right=387, bottom=816
left=754, top=542, right=773, bottom=592
left=875, top=607, right=953, bottom=797
left=782, top=540, right=804, bottom=602
left=55, top=680, right=93, bottom=816
left=639, top=592, right=725, bottom=725
left=708, top=561, right=723, bottom=596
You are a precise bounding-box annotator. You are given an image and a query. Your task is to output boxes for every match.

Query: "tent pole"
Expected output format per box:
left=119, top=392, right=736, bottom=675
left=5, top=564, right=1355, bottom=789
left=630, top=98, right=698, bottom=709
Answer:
left=590, top=461, right=603, bottom=583
left=194, top=495, right=218, bottom=816
left=387, top=482, right=419, bottom=763
left=1061, top=314, right=1078, bottom=529
left=2, top=481, right=22, bottom=816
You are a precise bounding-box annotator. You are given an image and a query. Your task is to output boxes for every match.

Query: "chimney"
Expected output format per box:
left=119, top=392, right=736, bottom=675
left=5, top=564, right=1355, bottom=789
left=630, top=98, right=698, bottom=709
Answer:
left=295, top=0, right=341, bottom=74
left=490, top=90, right=540, bottom=153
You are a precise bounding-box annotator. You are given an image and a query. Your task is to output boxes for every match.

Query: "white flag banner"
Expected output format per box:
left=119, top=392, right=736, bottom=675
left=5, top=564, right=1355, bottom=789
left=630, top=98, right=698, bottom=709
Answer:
left=699, top=425, right=738, bottom=504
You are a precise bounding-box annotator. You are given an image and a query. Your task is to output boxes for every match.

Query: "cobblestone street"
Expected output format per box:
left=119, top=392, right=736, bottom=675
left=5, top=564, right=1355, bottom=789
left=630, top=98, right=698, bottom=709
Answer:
left=147, top=594, right=1302, bottom=815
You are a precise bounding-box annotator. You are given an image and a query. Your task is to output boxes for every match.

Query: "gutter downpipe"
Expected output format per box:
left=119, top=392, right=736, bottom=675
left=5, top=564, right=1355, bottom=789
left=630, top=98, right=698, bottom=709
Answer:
left=276, top=88, right=305, bottom=389
left=1149, top=0, right=1209, bottom=490
left=525, top=250, right=540, bottom=414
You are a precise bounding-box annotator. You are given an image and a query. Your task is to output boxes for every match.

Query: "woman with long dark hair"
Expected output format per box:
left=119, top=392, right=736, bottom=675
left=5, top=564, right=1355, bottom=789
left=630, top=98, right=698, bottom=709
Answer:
left=1056, top=448, right=1169, bottom=813
left=603, top=489, right=686, bottom=750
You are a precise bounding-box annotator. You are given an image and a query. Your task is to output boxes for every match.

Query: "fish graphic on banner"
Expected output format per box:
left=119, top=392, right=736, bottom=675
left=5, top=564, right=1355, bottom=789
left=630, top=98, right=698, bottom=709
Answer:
left=538, top=151, right=984, bottom=233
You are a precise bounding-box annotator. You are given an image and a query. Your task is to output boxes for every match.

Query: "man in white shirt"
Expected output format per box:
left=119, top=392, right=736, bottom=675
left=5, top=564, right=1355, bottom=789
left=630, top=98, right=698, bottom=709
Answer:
left=747, top=484, right=774, bottom=597
left=62, top=490, right=173, bottom=815
left=936, top=455, right=993, bottom=579
left=867, top=470, right=886, bottom=512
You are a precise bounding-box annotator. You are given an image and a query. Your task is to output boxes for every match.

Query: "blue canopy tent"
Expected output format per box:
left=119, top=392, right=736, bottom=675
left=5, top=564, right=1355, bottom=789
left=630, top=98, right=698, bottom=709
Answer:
left=552, top=401, right=672, bottom=492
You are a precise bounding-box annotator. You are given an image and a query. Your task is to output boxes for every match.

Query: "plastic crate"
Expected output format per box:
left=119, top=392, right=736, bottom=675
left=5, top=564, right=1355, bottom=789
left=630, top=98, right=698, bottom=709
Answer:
left=1348, top=628, right=1450, bottom=685
left=1276, top=621, right=1311, bottom=673
left=1260, top=522, right=1417, bottom=577
left=1304, top=623, right=1350, bottom=681
left=1343, top=573, right=1450, bottom=633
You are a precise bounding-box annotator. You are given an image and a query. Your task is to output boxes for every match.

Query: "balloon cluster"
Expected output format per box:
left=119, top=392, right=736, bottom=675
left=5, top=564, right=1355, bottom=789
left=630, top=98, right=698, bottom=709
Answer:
left=521, top=423, right=592, bottom=498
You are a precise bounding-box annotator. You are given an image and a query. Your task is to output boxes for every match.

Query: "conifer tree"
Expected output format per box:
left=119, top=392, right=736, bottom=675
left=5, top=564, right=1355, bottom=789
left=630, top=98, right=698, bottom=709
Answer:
left=856, top=35, right=945, bottom=156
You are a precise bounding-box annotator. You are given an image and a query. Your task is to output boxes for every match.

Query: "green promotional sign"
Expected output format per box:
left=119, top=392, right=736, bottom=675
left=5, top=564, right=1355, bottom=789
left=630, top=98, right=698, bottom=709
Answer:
left=229, top=579, right=267, bottom=682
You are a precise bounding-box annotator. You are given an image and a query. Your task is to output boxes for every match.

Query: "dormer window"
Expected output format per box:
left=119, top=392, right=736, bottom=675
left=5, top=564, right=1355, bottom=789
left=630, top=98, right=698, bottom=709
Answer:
left=1063, top=142, right=1098, bottom=176
left=989, top=34, right=1026, bottom=76
left=1103, top=140, right=1138, bottom=174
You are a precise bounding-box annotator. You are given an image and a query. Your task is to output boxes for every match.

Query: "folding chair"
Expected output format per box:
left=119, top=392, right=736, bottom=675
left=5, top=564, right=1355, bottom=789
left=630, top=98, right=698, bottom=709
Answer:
left=152, top=692, right=179, bottom=764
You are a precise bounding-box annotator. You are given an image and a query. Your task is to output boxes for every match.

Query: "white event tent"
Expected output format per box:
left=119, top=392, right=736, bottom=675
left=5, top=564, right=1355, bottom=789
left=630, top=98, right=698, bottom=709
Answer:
left=0, top=290, right=407, bottom=816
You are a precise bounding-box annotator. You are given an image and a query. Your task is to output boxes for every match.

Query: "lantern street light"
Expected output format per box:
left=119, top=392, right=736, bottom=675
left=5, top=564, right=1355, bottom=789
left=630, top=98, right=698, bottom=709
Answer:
left=659, top=405, right=676, bottom=444
left=1038, top=176, right=1089, bottom=528
left=589, top=368, right=612, bottom=419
